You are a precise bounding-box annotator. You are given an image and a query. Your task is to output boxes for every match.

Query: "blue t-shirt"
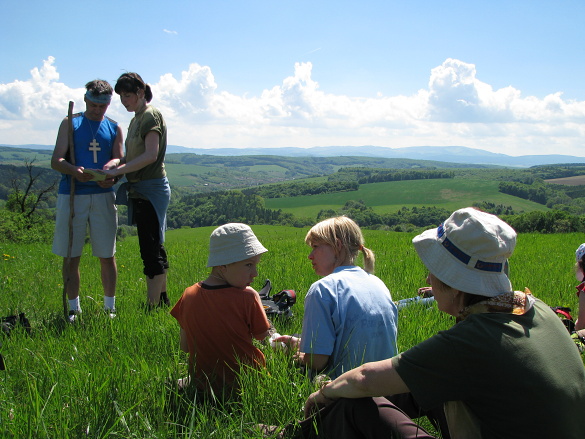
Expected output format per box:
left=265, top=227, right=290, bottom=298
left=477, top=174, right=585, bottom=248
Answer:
left=58, top=112, right=118, bottom=195
left=299, top=266, right=398, bottom=379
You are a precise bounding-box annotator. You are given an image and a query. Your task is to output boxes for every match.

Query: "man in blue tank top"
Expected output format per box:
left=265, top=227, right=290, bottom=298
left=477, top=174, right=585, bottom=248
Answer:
left=51, top=79, right=124, bottom=322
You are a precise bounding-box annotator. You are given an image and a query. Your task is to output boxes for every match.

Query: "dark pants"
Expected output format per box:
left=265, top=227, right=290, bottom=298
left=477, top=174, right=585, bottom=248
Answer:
left=291, top=394, right=449, bottom=439
left=133, top=198, right=169, bottom=278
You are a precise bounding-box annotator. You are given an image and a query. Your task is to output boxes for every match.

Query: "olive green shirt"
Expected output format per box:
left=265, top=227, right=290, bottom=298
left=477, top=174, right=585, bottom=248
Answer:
left=125, top=105, right=167, bottom=183
left=392, top=298, right=585, bottom=438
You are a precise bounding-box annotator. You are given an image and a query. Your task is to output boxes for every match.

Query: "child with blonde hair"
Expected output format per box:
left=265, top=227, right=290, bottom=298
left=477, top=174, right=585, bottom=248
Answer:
left=277, top=216, right=398, bottom=379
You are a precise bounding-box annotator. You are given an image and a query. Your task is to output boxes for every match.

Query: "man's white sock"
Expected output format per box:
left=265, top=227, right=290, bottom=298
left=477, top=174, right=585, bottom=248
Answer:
left=68, top=297, right=81, bottom=312
left=104, top=296, right=116, bottom=311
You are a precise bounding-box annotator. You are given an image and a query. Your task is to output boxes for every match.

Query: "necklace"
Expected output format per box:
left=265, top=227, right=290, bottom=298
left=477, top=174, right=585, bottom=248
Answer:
left=85, top=114, right=102, bottom=164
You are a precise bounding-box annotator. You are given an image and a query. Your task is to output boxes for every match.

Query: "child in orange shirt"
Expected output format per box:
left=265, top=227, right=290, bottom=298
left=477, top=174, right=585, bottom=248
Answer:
left=170, top=223, right=271, bottom=396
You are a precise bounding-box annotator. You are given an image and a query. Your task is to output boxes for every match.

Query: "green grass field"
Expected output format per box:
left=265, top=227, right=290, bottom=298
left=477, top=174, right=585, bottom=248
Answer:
left=1, top=226, right=583, bottom=438
left=264, top=178, right=550, bottom=218
left=162, top=163, right=217, bottom=187
left=0, top=148, right=53, bottom=167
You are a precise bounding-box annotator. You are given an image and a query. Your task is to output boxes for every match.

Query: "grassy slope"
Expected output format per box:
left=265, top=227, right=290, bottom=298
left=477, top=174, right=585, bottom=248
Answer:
left=265, top=178, right=549, bottom=218
left=1, top=227, right=582, bottom=437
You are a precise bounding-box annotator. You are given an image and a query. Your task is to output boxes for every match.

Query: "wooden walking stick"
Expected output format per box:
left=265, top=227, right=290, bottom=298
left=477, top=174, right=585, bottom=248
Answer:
left=62, top=101, right=75, bottom=319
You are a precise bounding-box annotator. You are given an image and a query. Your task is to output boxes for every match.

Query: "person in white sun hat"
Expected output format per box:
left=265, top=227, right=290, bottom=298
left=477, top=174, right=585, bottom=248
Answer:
left=573, top=243, right=585, bottom=331
left=288, top=207, right=585, bottom=439
left=170, top=223, right=271, bottom=398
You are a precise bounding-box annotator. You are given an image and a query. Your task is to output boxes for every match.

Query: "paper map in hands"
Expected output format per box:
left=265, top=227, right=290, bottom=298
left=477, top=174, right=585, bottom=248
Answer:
left=83, top=169, right=108, bottom=181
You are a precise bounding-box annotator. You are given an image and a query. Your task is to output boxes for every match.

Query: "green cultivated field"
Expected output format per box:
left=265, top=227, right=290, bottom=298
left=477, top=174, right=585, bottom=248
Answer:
left=162, top=163, right=217, bottom=187
left=265, top=178, right=549, bottom=218
left=0, top=148, right=53, bottom=167
left=1, top=226, right=583, bottom=437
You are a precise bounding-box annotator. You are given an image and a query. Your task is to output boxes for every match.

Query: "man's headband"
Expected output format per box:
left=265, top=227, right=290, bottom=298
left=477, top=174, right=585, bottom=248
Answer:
left=85, top=90, right=112, bottom=105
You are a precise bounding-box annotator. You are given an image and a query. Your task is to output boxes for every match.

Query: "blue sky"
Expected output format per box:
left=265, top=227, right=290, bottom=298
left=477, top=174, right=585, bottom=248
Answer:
left=1, top=0, right=585, bottom=156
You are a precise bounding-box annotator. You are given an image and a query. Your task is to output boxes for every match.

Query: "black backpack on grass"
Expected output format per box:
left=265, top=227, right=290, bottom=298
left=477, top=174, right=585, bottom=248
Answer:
left=1, top=313, right=32, bottom=370
left=258, top=279, right=296, bottom=318
left=551, top=306, right=575, bottom=333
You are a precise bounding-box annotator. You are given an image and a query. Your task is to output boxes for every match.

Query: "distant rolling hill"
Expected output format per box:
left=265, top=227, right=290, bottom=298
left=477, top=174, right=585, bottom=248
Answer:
left=0, top=145, right=499, bottom=192
left=0, top=144, right=569, bottom=221
left=163, top=145, right=585, bottom=168
left=2, top=143, right=585, bottom=168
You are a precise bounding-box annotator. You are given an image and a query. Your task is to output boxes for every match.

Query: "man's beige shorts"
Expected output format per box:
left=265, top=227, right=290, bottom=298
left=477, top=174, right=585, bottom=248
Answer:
left=52, top=192, right=117, bottom=258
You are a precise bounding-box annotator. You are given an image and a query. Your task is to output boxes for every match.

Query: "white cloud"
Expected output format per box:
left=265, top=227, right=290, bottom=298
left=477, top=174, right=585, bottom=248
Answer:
left=0, top=57, right=80, bottom=122
left=163, top=29, right=178, bottom=35
left=1, top=57, right=585, bottom=156
left=427, top=58, right=518, bottom=123
left=154, top=63, right=218, bottom=119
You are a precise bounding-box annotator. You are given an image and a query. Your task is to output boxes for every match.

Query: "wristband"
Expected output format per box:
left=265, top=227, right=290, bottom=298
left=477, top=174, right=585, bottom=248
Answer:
left=318, top=380, right=336, bottom=402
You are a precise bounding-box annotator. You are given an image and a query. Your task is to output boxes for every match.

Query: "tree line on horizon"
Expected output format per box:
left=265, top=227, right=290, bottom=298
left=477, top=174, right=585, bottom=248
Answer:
left=3, top=161, right=585, bottom=244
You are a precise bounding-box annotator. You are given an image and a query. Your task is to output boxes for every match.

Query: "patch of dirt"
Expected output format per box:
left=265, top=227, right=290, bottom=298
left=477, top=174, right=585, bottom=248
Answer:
left=545, top=176, right=585, bottom=186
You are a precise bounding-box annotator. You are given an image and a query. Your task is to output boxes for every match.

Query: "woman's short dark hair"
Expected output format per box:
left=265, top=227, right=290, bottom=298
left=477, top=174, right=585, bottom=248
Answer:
left=114, top=72, right=153, bottom=102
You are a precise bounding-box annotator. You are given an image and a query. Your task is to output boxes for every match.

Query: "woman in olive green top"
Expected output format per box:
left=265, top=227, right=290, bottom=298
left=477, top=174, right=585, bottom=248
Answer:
left=105, top=72, right=171, bottom=308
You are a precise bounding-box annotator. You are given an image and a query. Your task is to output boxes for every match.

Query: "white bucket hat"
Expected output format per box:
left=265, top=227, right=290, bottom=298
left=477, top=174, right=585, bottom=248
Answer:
left=207, top=223, right=268, bottom=267
left=576, top=244, right=585, bottom=262
left=412, top=208, right=516, bottom=297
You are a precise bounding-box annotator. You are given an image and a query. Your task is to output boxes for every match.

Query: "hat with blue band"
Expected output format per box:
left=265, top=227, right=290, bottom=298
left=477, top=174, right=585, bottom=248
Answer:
left=412, top=208, right=516, bottom=297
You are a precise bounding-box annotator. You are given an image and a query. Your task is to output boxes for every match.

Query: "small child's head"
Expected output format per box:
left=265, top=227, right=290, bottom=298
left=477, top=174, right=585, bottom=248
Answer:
left=305, top=216, right=375, bottom=273
left=305, top=216, right=363, bottom=259
left=207, top=223, right=268, bottom=288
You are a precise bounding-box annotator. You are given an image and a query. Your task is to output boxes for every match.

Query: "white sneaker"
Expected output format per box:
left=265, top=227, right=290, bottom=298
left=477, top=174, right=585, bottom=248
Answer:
left=105, top=308, right=116, bottom=319
left=177, top=376, right=191, bottom=390
left=67, top=310, right=80, bottom=323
